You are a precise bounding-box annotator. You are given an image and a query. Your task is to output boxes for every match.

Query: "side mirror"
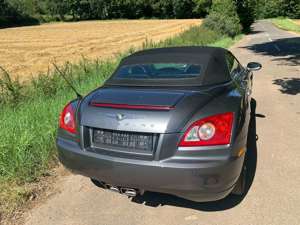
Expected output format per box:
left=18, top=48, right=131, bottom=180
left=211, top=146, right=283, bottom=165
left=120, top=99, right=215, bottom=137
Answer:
left=247, top=62, right=262, bottom=71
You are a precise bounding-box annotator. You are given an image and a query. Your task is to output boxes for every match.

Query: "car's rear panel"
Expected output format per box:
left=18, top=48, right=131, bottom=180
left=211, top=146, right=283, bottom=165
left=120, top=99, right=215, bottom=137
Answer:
left=57, top=132, right=245, bottom=202
left=57, top=84, right=249, bottom=201
left=74, top=85, right=248, bottom=159
left=76, top=87, right=217, bottom=159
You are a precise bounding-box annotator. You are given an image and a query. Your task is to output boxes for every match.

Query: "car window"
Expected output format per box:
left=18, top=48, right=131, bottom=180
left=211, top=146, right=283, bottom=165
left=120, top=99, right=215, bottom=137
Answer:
left=226, top=53, right=242, bottom=80
left=226, top=53, right=235, bottom=72
left=114, top=63, right=202, bottom=79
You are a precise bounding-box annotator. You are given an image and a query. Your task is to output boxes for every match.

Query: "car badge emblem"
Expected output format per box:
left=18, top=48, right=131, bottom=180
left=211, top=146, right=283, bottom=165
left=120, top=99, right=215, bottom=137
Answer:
left=116, top=113, right=125, bottom=121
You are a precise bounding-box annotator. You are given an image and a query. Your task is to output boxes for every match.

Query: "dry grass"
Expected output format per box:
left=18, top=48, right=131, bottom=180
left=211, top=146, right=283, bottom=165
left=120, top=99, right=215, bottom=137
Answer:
left=0, top=165, right=70, bottom=225
left=294, top=19, right=300, bottom=26
left=0, top=19, right=200, bottom=81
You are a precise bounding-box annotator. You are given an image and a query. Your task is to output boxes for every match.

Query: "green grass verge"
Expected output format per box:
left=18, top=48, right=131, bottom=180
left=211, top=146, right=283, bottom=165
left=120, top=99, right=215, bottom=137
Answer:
left=271, top=18, right=300, bottom=33
left=0, top=24, right=243, bottom=217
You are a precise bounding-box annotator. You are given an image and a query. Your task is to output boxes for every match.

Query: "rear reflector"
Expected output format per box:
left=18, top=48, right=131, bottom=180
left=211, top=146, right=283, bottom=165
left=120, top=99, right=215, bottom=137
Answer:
left=90, top=102, right=175, bottom=111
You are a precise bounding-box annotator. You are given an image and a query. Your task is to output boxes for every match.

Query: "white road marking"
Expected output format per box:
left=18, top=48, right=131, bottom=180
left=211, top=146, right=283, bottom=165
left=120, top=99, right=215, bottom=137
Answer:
left=266, top=32, right=273, bottom=41
left=265, top=28, right=281, bottom=52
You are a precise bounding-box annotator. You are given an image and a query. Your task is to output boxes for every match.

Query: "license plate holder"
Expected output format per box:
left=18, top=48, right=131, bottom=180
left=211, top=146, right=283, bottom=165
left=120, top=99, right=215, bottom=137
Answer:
left=92, top=128, right=155, bottom=152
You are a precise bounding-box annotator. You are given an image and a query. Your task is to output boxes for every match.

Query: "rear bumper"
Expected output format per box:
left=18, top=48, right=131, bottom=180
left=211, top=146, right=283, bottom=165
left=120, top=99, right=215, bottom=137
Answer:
left=57, top=137, right=245, bottom=202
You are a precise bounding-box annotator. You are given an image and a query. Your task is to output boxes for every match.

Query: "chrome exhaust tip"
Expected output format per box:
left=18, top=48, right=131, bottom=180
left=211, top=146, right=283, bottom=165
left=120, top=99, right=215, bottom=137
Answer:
left=121, top=188, right=137, bottom=197
left=108, top=185, right=120, bottom=193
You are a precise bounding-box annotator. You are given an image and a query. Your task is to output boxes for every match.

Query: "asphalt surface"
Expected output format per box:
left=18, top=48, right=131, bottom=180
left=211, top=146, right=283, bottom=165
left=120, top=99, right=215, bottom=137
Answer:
left=24, top=21, right=300, bottom=225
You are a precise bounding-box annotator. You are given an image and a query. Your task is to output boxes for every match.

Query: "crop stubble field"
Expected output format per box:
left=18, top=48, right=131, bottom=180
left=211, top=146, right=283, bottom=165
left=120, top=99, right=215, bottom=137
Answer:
left=0, top=19, right=200, bottom=80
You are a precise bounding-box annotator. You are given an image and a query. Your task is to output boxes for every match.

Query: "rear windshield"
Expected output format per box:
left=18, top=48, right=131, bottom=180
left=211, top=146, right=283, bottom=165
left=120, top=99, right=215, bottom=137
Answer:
left=114, top=63, right=202, bottom=80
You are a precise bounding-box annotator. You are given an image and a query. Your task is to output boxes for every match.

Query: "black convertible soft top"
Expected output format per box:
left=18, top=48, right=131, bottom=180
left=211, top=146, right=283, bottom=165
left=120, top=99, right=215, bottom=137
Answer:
left=105, top=46, right=231, bottom=87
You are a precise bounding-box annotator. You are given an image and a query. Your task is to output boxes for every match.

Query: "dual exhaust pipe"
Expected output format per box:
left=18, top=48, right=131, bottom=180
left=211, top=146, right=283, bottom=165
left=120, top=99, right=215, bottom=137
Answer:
left=107, top=185, right=139, bottom=197
left=91, top=179, right=142, bottom=197
left=120, top=188, right=137, bottom=197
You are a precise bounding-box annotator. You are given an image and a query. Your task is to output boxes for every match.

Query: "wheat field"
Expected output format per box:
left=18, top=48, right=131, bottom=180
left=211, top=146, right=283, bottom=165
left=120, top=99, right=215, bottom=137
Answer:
left=0, top=19, right=200, bottom=80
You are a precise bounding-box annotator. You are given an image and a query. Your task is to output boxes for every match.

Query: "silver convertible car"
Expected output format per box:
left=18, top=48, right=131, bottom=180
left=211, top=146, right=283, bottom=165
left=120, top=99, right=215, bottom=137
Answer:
left=56, top=47, right=261, bottom=202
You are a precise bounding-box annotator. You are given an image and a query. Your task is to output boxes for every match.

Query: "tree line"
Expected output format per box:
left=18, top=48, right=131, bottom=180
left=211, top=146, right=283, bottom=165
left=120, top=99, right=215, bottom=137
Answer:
left=0, top=0, right=212, bottom=26
left=0, top=0, right=299, bottom=28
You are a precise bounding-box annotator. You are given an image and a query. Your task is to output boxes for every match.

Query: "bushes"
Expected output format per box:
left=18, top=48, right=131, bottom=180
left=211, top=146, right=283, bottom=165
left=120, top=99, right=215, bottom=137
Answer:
left=0, top=66, right=24, bottom=105
left=0, top=60, right=114, bottom=181
left=235, top=0, right=256, bottom=32
left=0, top=0, right=40, bottom=28
left=173, top=0, right=195, bottom=18
left=192, top=0, right=212, bottom=17
left=166, top=25, right=223, bottom=46
left=203, top=0, right=241, bottom=37
left=281, top=0, right=300, bottom=19
left=256, top=0, right=300, bottom=19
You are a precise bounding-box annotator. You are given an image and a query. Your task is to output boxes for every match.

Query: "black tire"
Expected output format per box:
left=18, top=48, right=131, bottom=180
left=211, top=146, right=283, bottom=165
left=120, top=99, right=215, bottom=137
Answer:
left=231, top=162, right=247, bottom=195
left=231, top=98, right=257, bottom=197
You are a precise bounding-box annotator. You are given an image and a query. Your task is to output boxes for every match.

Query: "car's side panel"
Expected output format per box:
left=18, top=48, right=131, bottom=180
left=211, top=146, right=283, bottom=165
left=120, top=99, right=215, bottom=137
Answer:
left=177, top=84, right=249, bottom=156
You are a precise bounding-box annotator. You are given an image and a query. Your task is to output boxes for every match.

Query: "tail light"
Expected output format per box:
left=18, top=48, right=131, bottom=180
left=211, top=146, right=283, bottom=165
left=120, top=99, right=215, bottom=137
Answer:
left=179, top=112, right=234, bottom=147
left=59, top=102, right=77, bottom=134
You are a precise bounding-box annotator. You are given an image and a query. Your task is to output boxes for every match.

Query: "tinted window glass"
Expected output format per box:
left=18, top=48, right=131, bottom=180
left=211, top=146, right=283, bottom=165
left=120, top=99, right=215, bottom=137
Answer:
left=226, top=53, right=235, bottom=72
left=114, top=63, right=202, bottom=80
left=226, top=53, right=242, bottom=79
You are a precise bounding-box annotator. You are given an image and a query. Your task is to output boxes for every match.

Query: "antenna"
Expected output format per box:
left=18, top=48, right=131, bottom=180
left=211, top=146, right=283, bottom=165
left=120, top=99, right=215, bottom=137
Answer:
left=53, top=63, right=82, bottom=99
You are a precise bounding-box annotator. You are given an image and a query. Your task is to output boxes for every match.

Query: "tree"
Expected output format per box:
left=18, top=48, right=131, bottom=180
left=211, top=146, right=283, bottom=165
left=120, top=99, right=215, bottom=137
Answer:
left=46, top=0, right=70, bottom=20
left=0, top=0, right=39, bottom=27
left=255, top=0, right=300, bottom=19
left=0, top=0, right=9, bottom=17
left=148, top=0, right=174, bottom=18
left=135, top=0, right=154, bottom=18
left=203, top=0, right=242, bottom=37
left=235, top=0, right=257, bottom=32
left=88, top=0, right=107, bottom=19
left=280, top=0, right=300, bottom=18
left=173, top=0, right=195, bottom=18
left=192, top=0, right=212, bottom=17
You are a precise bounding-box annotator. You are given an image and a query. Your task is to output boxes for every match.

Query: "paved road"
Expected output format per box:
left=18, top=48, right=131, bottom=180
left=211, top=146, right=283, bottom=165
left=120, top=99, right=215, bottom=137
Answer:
left=24, top=21, right=300, bottom=225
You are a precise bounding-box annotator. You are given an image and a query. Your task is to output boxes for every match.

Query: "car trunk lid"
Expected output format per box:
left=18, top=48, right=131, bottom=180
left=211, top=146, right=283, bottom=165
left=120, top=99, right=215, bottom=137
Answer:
left=89, top=88, right=183, bottom=109
left=80, top=87, right=213, bottom=134
left=80, top=87, right=214, bottom=158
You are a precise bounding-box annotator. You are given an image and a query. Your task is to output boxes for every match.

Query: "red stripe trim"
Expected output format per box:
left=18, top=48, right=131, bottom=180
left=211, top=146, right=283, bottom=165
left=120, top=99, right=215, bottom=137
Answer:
left=90, top=102, right=175, bottom=110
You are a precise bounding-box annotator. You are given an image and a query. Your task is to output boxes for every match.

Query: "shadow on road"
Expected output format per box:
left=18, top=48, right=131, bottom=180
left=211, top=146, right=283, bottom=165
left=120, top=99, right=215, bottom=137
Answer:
left=248, top=30, right=264, bottom=35
left=242, top=37, right=300, bottom=66
left=131, top=99, right=259, bottom=211
left=273, top=78, right=300, bottom=95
